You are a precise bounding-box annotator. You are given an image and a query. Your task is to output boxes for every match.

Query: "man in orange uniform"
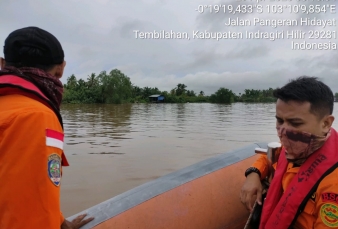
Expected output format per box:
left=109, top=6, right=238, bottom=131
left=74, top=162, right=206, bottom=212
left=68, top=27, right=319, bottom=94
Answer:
left=0, top=27, right=93, bottom=228
left=240, top=77, right=337, bottom=228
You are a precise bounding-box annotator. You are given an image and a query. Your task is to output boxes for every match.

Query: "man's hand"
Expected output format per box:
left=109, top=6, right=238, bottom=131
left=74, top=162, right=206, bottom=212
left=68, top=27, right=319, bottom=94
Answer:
left=61, top=214, right=94, bottom=229
left=240, top=172, right=263, bottom=212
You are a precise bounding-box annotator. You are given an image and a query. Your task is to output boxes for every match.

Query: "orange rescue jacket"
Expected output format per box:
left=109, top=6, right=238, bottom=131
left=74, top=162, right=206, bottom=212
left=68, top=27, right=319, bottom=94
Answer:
left=253, top=138, right=338, bottom=229
left=0, top=75, right=68, bottom=229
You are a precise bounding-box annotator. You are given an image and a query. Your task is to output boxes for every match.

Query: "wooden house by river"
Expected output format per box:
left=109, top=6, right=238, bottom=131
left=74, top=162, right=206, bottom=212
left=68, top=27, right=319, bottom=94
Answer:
left=149, top=95, right=165, bottom=103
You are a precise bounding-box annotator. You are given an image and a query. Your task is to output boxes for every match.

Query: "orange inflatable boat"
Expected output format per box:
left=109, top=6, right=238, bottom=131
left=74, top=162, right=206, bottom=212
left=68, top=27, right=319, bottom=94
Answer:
left=67, top=142, right=267, bottom=229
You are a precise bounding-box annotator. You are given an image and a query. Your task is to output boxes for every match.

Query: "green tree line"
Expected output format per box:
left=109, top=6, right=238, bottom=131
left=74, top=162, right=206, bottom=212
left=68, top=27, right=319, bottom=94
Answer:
left=62, top=69, right=338, bottom=104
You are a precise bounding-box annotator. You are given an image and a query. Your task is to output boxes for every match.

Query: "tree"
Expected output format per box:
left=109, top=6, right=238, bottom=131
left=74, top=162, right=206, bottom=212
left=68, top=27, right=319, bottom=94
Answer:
left=186, top=90, right=196, bottom=97
left=175, top=83, right=187, bottom=96
left=99, top=69, right=133, bottom=104
left=237, top=88, right=276, bottom=102
left=199, top=91, right=205, bottom=97
left=87, top=73, right=98, bottom=88
left=132, top=85, right=142, bottom=98
left=170, top=89, right=176, bottom=95
left=77, top=79, right=86, bottom=89
left=142, top=87, right=152, bottom=98
left=209, top=88, right=234, bottom=103
left=150, top=87, right=161, bottom=95
left=65, top=74, right=77, bottom=90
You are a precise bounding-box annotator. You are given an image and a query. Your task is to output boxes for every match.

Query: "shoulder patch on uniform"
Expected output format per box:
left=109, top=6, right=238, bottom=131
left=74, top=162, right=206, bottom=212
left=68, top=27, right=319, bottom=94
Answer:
left=48, top=154, right=61, bottom=186
left=320, top=203, right=338, bottom=227
left=322, top=193, right=338, bottom=204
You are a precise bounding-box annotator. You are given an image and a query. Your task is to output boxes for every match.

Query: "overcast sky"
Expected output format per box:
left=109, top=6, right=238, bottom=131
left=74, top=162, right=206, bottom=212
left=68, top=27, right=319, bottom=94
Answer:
left=0, top=0, right=337, bottom=95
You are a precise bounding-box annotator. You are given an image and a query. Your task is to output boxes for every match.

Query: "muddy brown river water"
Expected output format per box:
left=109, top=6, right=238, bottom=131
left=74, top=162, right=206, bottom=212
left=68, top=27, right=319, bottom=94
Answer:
left=60, top=103, right=338, bottom=217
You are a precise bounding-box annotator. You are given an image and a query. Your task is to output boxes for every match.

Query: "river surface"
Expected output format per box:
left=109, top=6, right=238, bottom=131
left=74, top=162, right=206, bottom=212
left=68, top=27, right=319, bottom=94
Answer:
left=60, top=102, right=338, bottom=217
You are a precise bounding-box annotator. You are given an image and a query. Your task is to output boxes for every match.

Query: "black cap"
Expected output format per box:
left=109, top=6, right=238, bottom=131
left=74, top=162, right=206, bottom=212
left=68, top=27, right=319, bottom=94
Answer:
left=3, top=26, right=64, bottom=65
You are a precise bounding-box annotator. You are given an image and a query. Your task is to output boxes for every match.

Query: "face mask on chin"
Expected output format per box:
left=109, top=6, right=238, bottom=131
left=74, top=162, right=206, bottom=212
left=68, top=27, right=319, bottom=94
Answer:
left=277, top=127, right=331, bottom=165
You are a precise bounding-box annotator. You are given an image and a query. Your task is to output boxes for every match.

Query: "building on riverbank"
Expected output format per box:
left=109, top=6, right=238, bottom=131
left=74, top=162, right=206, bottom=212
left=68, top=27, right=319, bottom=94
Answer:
left=149, top=95, right=165, bottom=103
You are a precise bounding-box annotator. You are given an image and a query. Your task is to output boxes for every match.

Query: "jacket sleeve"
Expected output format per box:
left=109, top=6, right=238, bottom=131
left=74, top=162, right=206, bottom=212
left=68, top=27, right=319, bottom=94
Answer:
left=0, top=109, right=64, bottom=229
left=251, top=146, right=283, bottom=180
left=252, top=155, right=270, bottom=180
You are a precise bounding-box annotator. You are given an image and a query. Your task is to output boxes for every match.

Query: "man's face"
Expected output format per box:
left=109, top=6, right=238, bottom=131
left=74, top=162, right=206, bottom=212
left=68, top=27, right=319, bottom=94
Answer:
left=275, top=99, right=332, bottom=160
left=275, top=99, right=324, bottom=135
